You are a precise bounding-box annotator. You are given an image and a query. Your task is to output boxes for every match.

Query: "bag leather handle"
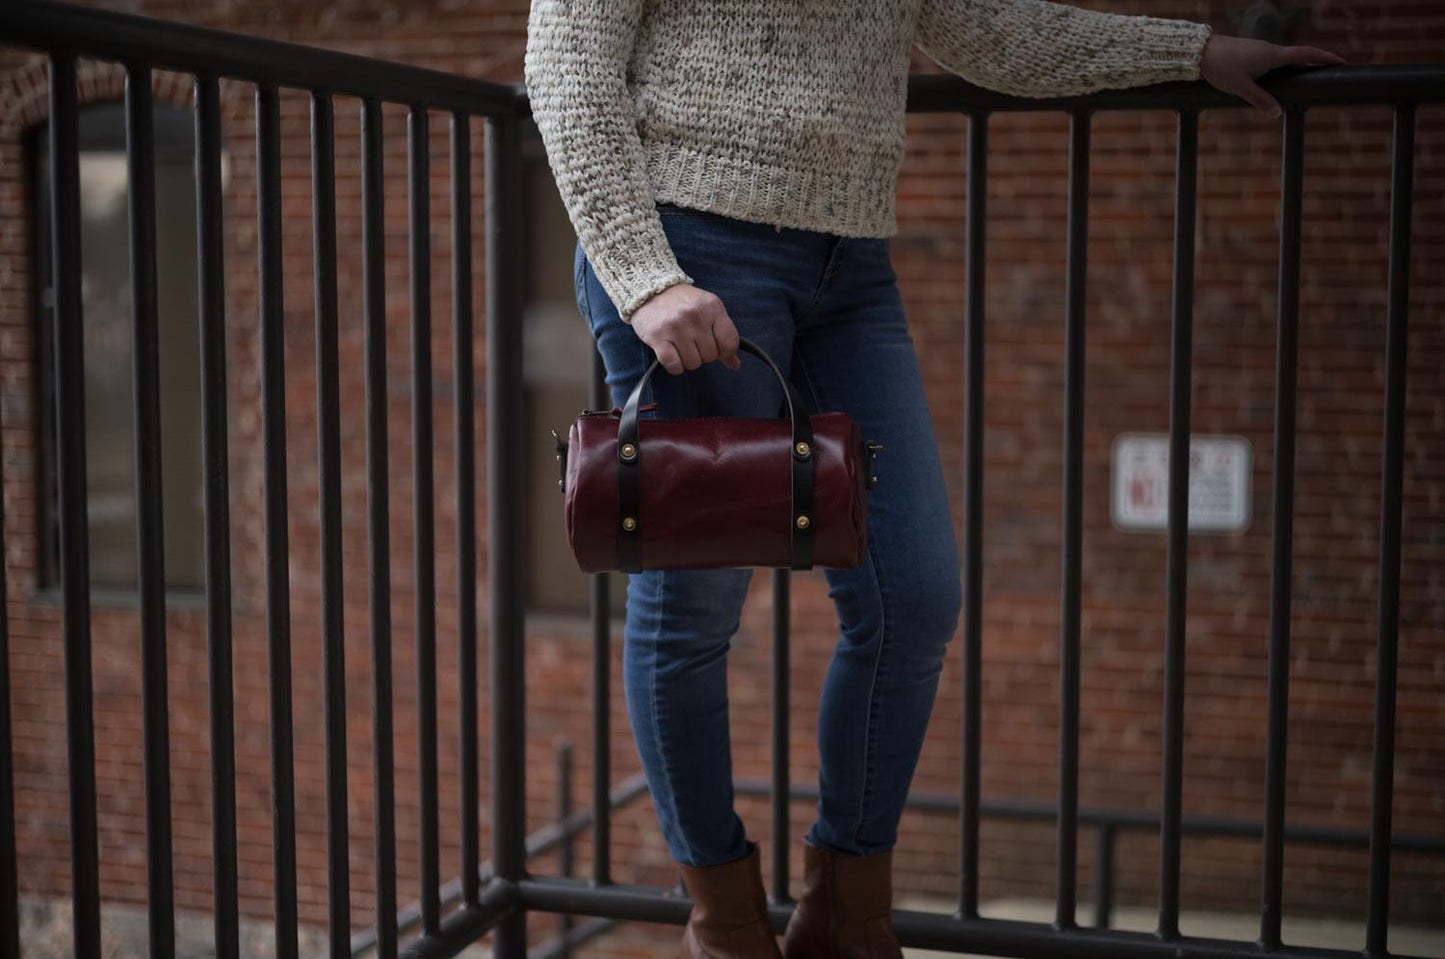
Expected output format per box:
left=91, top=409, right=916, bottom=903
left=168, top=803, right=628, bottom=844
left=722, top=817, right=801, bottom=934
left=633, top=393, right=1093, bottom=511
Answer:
left=615, top=338, right=816, bottom=572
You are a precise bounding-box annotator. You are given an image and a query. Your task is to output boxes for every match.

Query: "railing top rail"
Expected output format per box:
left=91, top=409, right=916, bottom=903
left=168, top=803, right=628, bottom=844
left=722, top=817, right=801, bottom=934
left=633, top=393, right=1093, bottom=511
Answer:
left=903, top=64, right=1445, bottom=113
left=2, top=0, right=522, bottom=117
left=9, top=0, right=1440, bottom=120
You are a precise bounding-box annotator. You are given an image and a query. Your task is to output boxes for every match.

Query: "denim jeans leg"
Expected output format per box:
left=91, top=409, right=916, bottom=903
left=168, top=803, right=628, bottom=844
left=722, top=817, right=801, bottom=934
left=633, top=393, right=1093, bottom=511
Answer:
left=573, top=212, right=830, bottom=866
left=788, top=236, right=963, bottom=857
left=624, top=566, right=754, bottom=866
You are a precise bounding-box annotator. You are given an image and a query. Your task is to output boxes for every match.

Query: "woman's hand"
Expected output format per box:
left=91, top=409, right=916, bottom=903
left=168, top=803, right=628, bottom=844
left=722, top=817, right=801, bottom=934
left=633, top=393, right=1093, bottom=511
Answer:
left=1199, top=34, right=1346, bottom=118
left=629, top=283, right=743, bottom=376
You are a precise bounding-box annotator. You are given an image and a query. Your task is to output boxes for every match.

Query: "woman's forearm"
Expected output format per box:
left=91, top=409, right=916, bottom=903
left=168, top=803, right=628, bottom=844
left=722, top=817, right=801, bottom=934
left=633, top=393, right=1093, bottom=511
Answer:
left=524, top=0, right=693, bottom=320
left=914, top=0, right=1213, bottom=97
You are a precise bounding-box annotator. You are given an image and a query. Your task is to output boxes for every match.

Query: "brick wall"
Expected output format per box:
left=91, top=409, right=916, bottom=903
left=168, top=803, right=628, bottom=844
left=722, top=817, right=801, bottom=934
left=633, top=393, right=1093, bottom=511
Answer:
left=1, top=0, right=1440, bottom=953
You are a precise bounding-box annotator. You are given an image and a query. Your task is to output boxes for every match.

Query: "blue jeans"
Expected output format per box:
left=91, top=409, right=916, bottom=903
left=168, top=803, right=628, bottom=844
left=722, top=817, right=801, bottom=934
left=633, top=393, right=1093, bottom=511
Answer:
left=574, top=202, right=962, bottom=867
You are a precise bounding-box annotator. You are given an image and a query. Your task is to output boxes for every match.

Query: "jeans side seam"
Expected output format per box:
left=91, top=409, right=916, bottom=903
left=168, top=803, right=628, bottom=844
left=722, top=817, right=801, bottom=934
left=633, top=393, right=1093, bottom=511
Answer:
left=794, top=339, right=892, bottom=851
left=648, top=567, right=699, bottom=864
left=854, top=532, right=892, bottom=848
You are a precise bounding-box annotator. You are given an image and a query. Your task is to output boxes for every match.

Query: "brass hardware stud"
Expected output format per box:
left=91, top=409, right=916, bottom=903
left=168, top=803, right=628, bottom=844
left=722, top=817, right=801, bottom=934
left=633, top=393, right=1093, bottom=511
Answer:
left=795, top=441, right=810, bottom=457
left=620, top=442, right=637, bottom=460
left=795, top=514, right=811, bottom=530
left=622, top=516, right=637, bottom=532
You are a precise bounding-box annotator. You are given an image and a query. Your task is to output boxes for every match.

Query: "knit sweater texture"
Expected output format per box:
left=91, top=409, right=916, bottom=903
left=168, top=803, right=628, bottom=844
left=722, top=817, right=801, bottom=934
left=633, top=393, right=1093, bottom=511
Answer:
left=524, top=0, right=1213, bottom=320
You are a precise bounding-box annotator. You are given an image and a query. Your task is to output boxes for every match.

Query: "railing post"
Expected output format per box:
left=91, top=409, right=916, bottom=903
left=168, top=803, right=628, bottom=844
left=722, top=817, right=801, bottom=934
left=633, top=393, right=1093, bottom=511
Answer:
left=452, top=109, right=482, bottom=911
left=957, top=107, right=988, bottom=923
left=1365, top=100, right=1415, bottom=959
left=1092, top=823, right=1115, bottom=930
left=1159, top=106, right=1199, bottom=945
left=256, top=83, right=300, bottom=959
left=411, top=103, right=442, bottom=939
left=48, top=53, right=102, bottom=959
left=557, top=739, right=574, bottom=959
left=361, top=95, right=399, bottom=959
left=125, top=60, right=177, bottom=959
left=487, top=110, right=528, bottom=959
left=196, top=71, right=240, bottom=959
left=1260, top=104, right=1306, bottom=951
left=311, top=90, right=352, bottom=959
left=1056, top=107, right=1091, bottom=933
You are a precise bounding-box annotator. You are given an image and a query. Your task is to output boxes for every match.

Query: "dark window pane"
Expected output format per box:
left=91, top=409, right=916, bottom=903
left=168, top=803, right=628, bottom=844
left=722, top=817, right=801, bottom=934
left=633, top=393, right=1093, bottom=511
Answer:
left=31, top=102, right=205, bottom=595
left=522, top=125, right=627, bottom=615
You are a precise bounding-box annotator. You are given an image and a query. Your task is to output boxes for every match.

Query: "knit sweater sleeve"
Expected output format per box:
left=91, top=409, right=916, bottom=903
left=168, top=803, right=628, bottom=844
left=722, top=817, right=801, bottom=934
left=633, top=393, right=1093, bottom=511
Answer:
left=914, top=0, right=1213, bottom=97
left=524, top=0, right=693, bottom=321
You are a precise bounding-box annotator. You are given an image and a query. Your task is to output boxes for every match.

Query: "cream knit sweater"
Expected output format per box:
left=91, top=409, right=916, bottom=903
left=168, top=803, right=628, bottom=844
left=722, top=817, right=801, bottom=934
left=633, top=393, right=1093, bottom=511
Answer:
left=524, top=0, right=1212, bottom=321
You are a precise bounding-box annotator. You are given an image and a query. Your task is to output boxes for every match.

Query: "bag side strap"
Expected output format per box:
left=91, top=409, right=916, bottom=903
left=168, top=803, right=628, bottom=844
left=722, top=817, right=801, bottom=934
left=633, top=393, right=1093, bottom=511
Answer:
left=616, top=338, right=815, bottom=572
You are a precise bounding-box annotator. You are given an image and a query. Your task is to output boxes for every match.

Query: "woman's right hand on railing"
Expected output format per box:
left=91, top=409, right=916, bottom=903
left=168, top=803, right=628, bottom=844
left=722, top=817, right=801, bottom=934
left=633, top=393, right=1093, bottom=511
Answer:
left=630, top=283, right=743, bottom=376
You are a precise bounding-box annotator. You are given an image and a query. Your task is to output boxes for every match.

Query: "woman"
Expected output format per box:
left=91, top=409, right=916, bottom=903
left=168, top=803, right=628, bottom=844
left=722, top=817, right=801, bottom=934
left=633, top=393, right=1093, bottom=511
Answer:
left=524, top=3, right=1342, bottom=957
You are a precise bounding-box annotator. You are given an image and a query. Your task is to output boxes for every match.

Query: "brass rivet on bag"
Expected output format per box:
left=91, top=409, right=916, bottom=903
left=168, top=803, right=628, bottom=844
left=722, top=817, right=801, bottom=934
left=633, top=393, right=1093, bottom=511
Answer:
left=795, top=441, right=810, bottom=457
left=795, top=514, right=810, bottom=530
left=622, top=516, right=637, bottom=532
left=620, top=442, right=637, bottom=460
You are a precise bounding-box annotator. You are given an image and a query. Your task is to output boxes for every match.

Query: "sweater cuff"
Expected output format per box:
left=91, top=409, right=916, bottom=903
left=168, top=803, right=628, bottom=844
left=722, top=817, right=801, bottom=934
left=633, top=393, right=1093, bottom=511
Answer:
left=1127, top=19, right=1214, bottom=82
left=616, top=268, right=694, bottom=322
left=587, top=226, right=695, bottom=322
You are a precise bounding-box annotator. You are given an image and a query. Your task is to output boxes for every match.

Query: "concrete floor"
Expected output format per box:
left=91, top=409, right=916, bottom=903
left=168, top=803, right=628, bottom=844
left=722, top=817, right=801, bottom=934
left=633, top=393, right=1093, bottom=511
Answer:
left=19, top=893, right=1443, bottom=957
left=895, top=894, right=1445, bottom=959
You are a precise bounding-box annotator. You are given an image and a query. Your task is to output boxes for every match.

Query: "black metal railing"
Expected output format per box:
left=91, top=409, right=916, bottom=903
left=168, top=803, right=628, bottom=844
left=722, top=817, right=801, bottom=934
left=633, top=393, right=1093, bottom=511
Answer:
left=3, top=4, right=521, bottom=959
left=346, top=744, right=1445, bottom=957
left=1, top=3, right=1442, bottom=959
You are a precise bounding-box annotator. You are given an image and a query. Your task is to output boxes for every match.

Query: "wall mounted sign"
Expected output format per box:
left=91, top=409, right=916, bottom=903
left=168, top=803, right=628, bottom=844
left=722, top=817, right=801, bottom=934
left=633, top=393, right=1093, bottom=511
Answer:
left=1111, top=433, right=1252, bottom=533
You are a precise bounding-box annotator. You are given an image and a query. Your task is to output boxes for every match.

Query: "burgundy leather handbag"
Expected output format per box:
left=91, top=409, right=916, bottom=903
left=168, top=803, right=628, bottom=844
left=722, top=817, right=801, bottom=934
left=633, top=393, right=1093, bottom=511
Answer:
left=555, top=339, right=883, bottom=574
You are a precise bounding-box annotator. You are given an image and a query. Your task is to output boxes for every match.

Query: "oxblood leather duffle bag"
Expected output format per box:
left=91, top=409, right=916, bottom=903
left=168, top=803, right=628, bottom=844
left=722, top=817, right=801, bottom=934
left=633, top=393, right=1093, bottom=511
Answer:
left=554, top=338, right=883, bottom=574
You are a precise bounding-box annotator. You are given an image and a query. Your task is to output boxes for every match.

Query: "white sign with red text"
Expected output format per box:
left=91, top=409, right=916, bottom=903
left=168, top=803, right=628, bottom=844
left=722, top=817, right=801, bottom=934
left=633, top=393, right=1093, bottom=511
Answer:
left=1110, top=433, right=1252, bottom=533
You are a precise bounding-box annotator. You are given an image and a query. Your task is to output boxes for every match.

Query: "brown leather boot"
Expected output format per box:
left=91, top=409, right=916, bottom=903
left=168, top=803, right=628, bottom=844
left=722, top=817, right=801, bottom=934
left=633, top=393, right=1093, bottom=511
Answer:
left=780, top=837, right=903, bottom=959
left=677, top=839, right=784, bottom=958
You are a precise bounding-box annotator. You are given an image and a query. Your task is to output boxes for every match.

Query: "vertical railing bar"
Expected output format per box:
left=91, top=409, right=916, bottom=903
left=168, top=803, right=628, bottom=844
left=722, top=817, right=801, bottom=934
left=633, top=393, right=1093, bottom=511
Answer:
left=1055, top=108, right=1090, bottom=933
left=411, top=104, right=442, bottom=935
left=1158, top=107, right=1199, bottom=945
left=451, top=110, right=481, bottom=909
left=1365, top=100, right=1415, bottom=959
left=557, top=741, right=574, bottom=959
left=770, top=568, right=790, bottom=903
left=589, top=347, right=612, bottom=887
left=312, top=91, right=351, bottom=959
left=486, top=112, right=528, bottom=959
left=49, top=53, right=102, bottom=959
left=1259, top=104, right=1305, bottom=952
left=0, top=201, right=19, bottom=959
left=957, top=108, right=987, bottom=922
left=362, top=96, right=399, bottom=959
left=256, top=83, right=299, bottom=959
left=1092, top=824, right=1115, bottom=930
left=125, top=61, right=177, bottom=959
left=195, top=73, right=239, bottom=959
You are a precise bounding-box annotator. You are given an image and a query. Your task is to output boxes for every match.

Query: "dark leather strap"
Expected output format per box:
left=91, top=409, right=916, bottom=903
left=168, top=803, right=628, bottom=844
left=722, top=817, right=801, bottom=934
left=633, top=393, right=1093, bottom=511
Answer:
left=616, top=338, right=815, bottom=572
